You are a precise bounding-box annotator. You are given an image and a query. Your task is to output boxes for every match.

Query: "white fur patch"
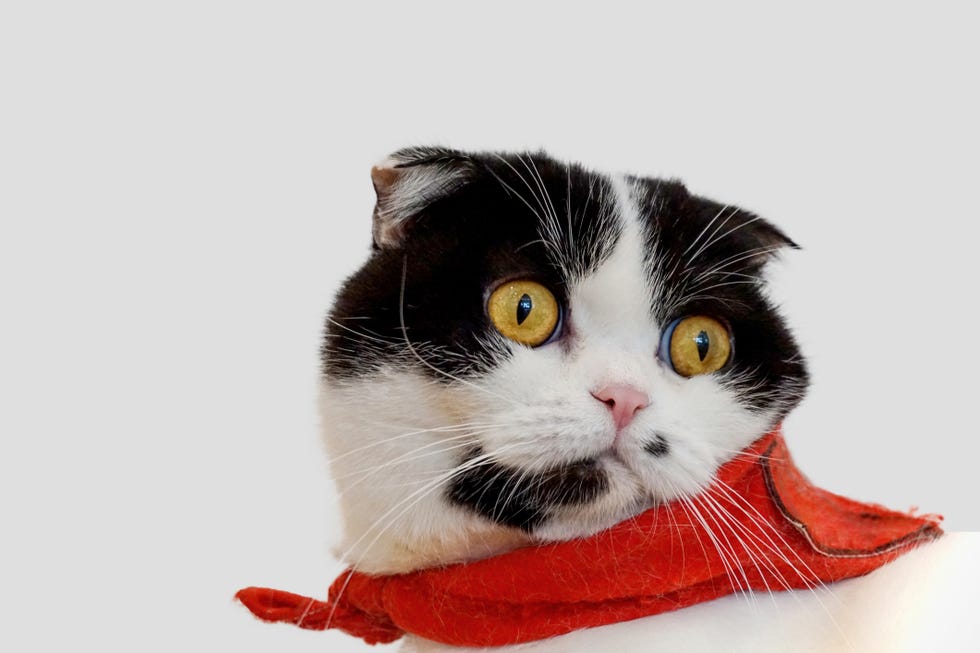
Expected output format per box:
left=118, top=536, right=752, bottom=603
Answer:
left=319, top=371, right=530, bottom=574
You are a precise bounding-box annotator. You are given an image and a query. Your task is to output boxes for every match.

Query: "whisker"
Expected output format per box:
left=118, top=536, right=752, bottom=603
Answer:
left=696, top=492, right=788, bottom=608
left=325, top=316, right=401, bottom=345
left=332, top=435, right=488, bottom=486
left=688, top=494, right=757, bottom=607
left=675, top=494, right=745, bottom=603
left=327, top=421, right=513, bottom=465
left=398, top=255, right=524, bottom=407
left=327, top=442, right=530, bottom=627
left=688, top=214, right=764, bottom=268
left=709, top=479, right=836, bottom=598
left=684, top=207, right=737, bottom=267
left=680, top=204, right=731, bottom=259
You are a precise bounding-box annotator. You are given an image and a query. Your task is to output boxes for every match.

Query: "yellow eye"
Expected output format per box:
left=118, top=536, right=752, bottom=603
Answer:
left=664, top=316, right=732, bottom=377
left=487, top=280, right=560, bottom=347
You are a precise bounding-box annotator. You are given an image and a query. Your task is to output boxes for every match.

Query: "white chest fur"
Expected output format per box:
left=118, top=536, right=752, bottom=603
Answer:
left=401, top=533, right=980, bottom=653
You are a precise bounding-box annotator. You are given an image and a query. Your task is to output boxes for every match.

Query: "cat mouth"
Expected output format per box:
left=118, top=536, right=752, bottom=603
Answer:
left=597, top=448, right=628, bottom=463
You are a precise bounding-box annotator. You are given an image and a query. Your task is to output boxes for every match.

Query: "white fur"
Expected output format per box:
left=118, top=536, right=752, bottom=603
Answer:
left=319, top=370, right=532, bottom=573
left=400, top=534, right=980, bottom=653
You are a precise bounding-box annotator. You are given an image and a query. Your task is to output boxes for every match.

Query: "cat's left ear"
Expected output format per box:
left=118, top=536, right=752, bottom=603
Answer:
left=370, top=147, right=475, bottom=248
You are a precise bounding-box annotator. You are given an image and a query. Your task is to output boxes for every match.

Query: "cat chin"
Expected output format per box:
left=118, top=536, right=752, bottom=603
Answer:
left=531, top=459, right=651, bottom=543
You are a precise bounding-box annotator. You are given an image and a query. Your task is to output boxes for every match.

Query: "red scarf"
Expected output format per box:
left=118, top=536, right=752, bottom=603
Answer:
left=237, top=430, right=942, bottom=647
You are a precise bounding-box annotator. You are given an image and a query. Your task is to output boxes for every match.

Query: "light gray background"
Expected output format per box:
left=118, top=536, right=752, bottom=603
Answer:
left=2, top=2, right=977, bottom=651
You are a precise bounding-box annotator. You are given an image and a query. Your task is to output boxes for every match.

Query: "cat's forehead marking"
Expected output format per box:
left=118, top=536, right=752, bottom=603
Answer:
left=568, top=174, right=658, bottom=343
left=513, top=158, right=621, bottom=284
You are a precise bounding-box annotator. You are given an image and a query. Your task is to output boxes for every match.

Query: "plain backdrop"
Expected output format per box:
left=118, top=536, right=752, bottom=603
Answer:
left=2, top=2, right=977, bottom=651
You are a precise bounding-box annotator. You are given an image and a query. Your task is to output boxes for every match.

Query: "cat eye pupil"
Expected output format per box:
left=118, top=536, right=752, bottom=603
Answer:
left=661, top=316, right=731, bottom=378
left=695, top=330, right=709, bottom=361
left=516, top=294, right=533, bottom=325
left=488, top=280, right=559, bottom=347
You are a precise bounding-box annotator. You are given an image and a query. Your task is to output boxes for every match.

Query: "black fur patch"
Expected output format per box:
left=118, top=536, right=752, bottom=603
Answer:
left=644, top=434, right=670, bottom=457
left=447, top=448, right=609, bottom=531
left=323, top=148, right=622, bottom=380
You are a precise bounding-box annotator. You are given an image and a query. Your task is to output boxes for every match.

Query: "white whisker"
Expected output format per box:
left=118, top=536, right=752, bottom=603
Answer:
left=398, top=255, right=524, bottom=407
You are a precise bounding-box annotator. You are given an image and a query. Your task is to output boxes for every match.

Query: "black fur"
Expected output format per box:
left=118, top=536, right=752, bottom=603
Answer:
left=323, top=148, right=621, bottom=380
left=446, top=448, right=609, bottom=531
left=644, top=434, right=671, bottom=457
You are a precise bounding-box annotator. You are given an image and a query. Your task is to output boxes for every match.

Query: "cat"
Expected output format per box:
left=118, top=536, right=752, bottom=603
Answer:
left=317, top=147, right=977, bottom=652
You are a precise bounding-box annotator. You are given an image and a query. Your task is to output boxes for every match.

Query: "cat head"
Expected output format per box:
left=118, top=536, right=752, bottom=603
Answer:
left=319, top=147, right=808, bottom=573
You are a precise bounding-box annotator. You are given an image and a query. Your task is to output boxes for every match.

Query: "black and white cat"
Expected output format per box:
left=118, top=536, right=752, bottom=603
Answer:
left=319, top=148, right=977, bottom=652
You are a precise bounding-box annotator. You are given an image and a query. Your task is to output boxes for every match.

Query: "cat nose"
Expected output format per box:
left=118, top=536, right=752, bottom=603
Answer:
left=591, top=384, right=649, bottom=430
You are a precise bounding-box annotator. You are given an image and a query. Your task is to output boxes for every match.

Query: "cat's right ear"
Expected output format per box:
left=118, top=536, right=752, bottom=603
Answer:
left=370, top=147, right=474, bottom=249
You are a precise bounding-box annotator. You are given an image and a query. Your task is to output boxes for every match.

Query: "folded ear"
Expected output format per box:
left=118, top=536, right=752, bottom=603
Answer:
left=689, top=197, right=800, bottom=271
left=370, top=147, right=475, bottom=248
left=736, top=211, right=800, bottom=265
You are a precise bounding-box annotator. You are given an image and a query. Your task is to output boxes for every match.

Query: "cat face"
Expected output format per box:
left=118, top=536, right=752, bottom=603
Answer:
left=320, top=147, right=808, bottom=573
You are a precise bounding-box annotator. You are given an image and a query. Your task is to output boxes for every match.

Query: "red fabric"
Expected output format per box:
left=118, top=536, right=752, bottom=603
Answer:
left=237, top=429, right=942, bottom=647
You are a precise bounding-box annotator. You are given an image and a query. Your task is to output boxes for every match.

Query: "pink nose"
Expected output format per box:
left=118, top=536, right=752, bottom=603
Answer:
left=591, top=384, right=649, bottom=430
